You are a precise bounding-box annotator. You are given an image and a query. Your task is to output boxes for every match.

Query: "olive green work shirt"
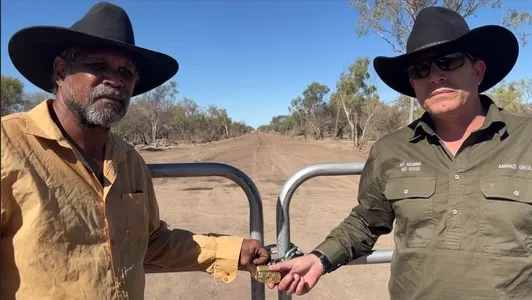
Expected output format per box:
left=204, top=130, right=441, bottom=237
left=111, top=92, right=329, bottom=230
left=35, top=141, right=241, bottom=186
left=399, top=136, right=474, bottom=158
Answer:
left=316, top=95, right=532, bottom=300
left=1, top=100, right=244, bottom=300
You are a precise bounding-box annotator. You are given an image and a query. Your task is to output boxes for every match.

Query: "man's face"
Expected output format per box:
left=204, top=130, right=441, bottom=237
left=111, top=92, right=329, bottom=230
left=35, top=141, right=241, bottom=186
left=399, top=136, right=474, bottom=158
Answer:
left=54, top=48, right=138, bottom=128
left=408, top=51, right=486, bottom=116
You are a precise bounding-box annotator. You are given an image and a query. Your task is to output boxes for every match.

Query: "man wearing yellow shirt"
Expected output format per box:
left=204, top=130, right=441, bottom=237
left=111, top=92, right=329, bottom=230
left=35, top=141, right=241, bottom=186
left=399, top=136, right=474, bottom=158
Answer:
left=0, top=2, right=270, bottom=299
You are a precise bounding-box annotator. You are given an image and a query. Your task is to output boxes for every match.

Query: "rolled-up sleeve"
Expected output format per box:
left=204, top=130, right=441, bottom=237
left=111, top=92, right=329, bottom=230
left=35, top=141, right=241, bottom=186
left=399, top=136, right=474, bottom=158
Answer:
left=314, top=145, right=394, bottom=268
left=140, top=164, right=244, bottom=283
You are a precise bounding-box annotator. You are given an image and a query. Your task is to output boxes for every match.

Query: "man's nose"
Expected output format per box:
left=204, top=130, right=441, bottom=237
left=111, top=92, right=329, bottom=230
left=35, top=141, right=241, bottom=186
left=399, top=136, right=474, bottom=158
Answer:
left=428, top=62, right=446, bottom=84
left=102, top=68, right=125, bottom=88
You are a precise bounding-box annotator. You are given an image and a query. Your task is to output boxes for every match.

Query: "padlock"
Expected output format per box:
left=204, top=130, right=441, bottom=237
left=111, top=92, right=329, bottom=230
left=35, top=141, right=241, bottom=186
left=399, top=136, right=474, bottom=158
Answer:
left=255, top=265, right=281, bottom=284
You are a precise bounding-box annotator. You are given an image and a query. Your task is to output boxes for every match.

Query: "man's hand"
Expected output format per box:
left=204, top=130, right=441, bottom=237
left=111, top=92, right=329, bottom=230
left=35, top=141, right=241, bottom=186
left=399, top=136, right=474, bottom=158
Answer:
left=238, top=238, right=271, bottom=277
left=266, top=254, right=324, bottom=296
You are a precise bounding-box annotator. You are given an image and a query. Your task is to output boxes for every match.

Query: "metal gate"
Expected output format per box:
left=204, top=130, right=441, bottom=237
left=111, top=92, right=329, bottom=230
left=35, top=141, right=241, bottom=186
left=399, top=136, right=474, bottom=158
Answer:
left=141, top=161, right=394, bottom=300
left=275, top=162, right=394, bottom=300
left=143, top=162, right=266, bottom=300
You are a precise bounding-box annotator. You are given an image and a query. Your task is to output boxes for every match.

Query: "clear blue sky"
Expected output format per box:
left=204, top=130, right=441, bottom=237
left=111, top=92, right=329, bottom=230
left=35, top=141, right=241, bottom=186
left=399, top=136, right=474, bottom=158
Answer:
left=2, top=0, right=530, bottom=129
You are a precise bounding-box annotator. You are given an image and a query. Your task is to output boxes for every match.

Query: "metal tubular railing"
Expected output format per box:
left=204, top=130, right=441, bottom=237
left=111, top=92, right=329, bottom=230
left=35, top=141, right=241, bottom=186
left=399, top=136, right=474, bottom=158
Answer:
left=143, top=162, right=265, bottom=300
left=276, top=162, right=394, bottom=300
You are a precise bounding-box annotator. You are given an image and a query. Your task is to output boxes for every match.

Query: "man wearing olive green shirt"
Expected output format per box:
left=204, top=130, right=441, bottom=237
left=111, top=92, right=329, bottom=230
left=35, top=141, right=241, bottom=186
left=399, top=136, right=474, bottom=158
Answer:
left=1, top=3, right=270, bottom=300
left=268, top=6, right=531, bottom=300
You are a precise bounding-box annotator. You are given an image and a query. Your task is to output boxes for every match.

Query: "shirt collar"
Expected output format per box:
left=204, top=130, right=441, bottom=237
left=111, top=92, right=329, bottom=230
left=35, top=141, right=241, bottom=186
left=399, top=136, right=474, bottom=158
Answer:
left=24, top=99, right=130, bottom=156
left=25, top=99, right=67, bottom=142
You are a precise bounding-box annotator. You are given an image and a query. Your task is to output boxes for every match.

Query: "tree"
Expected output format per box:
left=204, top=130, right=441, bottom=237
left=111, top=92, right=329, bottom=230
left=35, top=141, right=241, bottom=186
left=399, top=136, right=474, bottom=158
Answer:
left=113, top=101, right=152, bottom=144
left=1, top=75, right=25, bottom=116
left=332, top=57, right=379, bottom=147
left=134, top=80, right=178, bottom=145
left=290, top=82, right=331, bottom=139
left=22, top=92, right=54, bottom=111
left=174, top=97, right=204, bottom=141
left=394, top=94, right=424, bottom=121
left=486, top=77, right=532, bottom=113
left=502, top=9, right=532, bottom=47
left=350, top=0, right=531, bottom=123
left=206, top=105, right=232, bottom=139
left=329, top=92, right=349, bottom=139
left=1, top=75, right=249, bottom=145
left=288, top=96, right=307, bottom=133
left=516, top=78, right=532, bottom=109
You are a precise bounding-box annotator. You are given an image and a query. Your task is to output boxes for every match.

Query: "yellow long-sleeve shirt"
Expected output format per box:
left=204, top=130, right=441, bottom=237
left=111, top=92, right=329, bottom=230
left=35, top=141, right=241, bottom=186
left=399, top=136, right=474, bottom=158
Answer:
left=1, top=99, right=244, bottom=300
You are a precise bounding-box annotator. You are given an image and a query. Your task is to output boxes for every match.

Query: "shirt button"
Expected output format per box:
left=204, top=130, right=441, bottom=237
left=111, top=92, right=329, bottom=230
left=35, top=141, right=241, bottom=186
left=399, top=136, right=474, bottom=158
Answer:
left=454, top=174, right=460, bottom=180
left=452, top=208, right=458, bottom=215
left=403, top=189, right=409, bottom=194
left=513, top=190, right=520, bottom=196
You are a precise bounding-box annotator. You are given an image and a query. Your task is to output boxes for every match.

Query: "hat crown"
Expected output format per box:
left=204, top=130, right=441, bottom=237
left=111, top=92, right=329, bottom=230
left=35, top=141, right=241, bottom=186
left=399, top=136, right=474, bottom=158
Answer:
left=70, top=1, right=135, bottom=46
left=406, top=6, right=470, bottom=53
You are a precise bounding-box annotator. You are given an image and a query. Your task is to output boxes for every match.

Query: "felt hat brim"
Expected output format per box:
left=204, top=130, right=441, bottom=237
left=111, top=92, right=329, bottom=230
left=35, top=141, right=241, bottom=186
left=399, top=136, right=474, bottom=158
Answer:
left=373, top=25, right=519, bottom=98
left=8, top=26, right=179, bottom=97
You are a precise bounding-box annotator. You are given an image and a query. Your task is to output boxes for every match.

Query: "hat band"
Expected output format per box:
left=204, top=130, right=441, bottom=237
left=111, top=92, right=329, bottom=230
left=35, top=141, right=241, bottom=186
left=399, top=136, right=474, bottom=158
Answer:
left=412, top=40, right=450, bottom=52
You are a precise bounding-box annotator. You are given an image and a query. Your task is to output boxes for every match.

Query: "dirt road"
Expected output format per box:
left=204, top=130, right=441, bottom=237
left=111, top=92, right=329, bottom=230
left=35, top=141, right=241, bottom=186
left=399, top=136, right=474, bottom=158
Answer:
left=141, top=133, right=394, bottom=300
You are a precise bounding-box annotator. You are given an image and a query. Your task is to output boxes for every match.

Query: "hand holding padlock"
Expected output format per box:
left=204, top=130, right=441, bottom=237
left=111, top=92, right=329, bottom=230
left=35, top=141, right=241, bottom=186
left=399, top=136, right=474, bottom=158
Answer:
left=254, top=265, right=281, bottom=284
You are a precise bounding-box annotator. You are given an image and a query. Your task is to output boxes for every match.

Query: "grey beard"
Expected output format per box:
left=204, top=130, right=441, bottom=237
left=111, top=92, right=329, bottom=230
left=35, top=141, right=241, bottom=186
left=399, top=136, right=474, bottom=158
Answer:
left=65, top=85, right=129, bottom=128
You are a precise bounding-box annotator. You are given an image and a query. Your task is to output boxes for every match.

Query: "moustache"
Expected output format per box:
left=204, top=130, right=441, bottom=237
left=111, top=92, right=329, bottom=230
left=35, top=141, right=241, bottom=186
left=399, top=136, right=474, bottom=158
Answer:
left=89, top=86, right=128, bottom=103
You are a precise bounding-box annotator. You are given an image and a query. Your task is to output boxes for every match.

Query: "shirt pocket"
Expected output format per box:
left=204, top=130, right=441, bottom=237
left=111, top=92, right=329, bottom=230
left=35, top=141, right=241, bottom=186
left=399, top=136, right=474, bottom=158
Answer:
left=121, top=192, right=149, bottom=245
left=479, top=176, right=532, bottom=257
left=384, top=177, right=437, bottom=248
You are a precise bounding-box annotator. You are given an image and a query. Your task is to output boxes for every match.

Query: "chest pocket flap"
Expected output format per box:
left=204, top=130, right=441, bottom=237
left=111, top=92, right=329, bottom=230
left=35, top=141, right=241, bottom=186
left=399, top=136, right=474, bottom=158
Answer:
left=383, top=177, right=437, bottom=249
left=480, top=177, right=532, bottom=204
left=384, top=177, right=437, bottom=200
left=479, top=176, right=532, bottom=256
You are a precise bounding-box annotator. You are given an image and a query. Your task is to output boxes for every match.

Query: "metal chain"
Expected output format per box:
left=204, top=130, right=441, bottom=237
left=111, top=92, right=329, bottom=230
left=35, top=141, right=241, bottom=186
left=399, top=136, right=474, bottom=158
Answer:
left=265, top=243, right=305, bottom=264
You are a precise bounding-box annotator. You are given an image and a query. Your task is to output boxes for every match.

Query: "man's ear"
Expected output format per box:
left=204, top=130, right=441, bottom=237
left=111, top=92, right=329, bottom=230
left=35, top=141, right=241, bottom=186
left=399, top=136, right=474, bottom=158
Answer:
left=52, top=57, right=69, bottom=86
left=474, top=59, right=487, bottom=85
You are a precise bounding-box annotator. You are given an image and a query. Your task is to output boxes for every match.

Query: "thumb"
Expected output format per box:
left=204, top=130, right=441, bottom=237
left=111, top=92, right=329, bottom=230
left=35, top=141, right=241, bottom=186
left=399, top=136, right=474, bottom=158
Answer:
left=253, top=249, right=270, bottom=264
left=268, top=260, right=293, bottom=271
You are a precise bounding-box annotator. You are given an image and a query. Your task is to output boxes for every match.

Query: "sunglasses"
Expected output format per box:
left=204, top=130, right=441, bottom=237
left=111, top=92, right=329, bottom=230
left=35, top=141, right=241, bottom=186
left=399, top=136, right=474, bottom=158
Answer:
left=406, top=52, right=475, bottom=79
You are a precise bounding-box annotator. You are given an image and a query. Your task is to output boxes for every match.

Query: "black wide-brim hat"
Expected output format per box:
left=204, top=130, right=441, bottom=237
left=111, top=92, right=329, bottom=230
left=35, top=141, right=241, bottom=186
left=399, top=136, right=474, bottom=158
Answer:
left=8, top=1, right=179, bottom=97
left=373, top=6, right=519, bottom=98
